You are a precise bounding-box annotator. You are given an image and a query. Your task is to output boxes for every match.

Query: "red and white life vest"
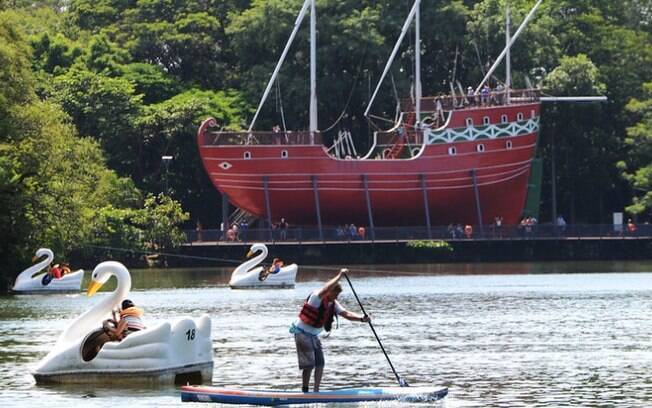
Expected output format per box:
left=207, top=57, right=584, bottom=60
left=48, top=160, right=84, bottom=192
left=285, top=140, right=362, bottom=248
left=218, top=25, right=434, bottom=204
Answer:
left=299, top=296, right=335, bottom=329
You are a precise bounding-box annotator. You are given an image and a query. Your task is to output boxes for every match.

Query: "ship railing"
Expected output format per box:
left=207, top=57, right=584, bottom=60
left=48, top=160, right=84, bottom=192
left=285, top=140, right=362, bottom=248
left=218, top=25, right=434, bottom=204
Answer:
left=184, top=223, right=652, bottom=244
left=401, top=88, right=542, bottom=113
left=201, top=130, right=323, bottom=146
left=371, top=128, right=424, bottom=159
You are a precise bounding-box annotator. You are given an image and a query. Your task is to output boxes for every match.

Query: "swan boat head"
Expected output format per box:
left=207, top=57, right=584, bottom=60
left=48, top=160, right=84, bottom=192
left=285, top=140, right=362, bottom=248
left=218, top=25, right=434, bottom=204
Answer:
left=230, top=243, right=269, bottom=284
left=87, top=260, right=131, bottom=299
left=246, top=243, right=268, bottom=258
left=33, top=248, right=54, bottom=263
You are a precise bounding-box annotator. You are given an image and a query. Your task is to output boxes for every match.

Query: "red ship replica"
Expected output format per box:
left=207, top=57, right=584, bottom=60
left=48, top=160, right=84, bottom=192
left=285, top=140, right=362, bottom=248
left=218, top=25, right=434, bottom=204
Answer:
left=198, top=0, right=599, bottom=231
left=198, top=96, right=539, bottom=227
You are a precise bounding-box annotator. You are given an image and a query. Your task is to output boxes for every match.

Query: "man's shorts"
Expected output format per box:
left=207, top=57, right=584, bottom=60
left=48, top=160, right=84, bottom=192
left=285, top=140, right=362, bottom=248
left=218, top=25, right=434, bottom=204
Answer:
left=294, top=332, right=324, bottom=369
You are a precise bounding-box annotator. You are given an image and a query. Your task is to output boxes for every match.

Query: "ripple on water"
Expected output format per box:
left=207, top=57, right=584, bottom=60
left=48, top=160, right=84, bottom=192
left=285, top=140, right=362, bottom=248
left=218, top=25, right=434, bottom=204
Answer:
left=1, top=265, right=652, bottom=407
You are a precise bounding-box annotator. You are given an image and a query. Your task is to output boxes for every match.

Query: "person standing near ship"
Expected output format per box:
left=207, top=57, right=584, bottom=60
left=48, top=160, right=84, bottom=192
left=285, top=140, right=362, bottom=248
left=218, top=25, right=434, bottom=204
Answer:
left=289, top=269, right=370, bottom=393
left=278, top=217, right=288, bottom=240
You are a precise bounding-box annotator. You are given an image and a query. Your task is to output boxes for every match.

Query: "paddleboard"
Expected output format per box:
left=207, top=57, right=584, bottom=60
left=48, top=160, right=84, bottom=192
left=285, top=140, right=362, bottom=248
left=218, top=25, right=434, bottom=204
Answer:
left=180, top=385, right=448, bottom=405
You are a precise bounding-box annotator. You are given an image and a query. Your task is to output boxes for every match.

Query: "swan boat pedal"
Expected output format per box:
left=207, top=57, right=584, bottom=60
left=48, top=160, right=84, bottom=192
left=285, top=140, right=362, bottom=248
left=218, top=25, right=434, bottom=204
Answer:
left=229, top=243, right=298, bottom=289
left=32, top=261, right=213, bottom=384
left=12, top=248, right=83, bottom=293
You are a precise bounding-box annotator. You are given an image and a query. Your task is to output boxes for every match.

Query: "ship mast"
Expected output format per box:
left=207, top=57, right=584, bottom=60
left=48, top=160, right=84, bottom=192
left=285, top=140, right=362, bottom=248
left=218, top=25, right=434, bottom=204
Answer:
left=505, top=1, right=512, bottom=104
left=248, top=0, right=315, bottom=138
left=309, top=0, right=317, bottom=141
left=475, top=0, right=544, bottom=94
left=365, top=0, right=421, bottom=119
left=415, top=0, right=422, bottom=125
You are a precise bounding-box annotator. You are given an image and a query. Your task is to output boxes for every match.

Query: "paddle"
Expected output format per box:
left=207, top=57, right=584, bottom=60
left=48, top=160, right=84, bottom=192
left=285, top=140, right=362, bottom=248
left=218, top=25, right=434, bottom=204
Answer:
left=342, top=271, right=409, bottom=387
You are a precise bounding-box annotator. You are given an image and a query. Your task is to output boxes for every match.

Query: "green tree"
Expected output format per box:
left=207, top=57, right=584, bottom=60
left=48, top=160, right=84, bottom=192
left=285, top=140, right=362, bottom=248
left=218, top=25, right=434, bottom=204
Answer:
left=120, top=62, right=181, bottom=104
left=622, top=82, right=652, bottom=217
left=133, top=193, right=189, bottom=253
left=50, top=67, right=143, bottom=175
left=135, top=89, right=249, bottom=225
left=0, top=11, right=34, bottom=133
left=540, top=55, right=618, bottom=223
left=0, top=10, right=190, bottom=292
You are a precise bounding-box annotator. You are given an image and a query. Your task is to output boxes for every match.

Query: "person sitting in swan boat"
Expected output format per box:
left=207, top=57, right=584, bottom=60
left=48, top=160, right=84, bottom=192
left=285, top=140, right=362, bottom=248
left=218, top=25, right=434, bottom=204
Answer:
left=48, top=262, right=72, bottom=279
left=83, top=300, right=146, bottom=361
left=49, top=264, right=63, bottom=279
left=259, top=258, right=284, bottom=281
left=106, top=299, right=146, bottom=341
left=42, top=262, right=68, bottom=285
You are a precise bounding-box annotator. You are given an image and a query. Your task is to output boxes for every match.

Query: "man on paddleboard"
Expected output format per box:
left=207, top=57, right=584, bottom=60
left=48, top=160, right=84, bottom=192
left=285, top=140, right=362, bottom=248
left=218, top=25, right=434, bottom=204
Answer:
left=290, top=268, right=370, bottom=393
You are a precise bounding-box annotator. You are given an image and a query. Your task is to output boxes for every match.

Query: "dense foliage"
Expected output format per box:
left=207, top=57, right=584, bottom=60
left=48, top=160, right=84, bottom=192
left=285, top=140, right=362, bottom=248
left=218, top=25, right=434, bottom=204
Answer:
left=1, top=0, right=651, bottom=288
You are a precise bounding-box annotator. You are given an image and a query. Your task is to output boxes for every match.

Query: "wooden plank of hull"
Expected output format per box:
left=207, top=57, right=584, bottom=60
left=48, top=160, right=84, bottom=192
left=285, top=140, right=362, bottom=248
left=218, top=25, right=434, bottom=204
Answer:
left=199, top=134, right=535, bottom=226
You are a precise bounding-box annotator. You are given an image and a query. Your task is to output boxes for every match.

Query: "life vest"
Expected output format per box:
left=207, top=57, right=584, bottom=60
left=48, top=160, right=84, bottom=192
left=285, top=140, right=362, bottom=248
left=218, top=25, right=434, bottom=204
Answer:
left=120, top=307, right=146, bottom=331
left=51, top=266, right=62, bottom=279
left=299, top=296, right=335, bottom=331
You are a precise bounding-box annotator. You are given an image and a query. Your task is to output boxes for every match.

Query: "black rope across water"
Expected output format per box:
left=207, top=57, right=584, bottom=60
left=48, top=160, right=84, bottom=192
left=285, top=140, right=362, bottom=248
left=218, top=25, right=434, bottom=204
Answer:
left=82, top=244, right=243, bottom=265
left=81, top=244, right=445, bottom=277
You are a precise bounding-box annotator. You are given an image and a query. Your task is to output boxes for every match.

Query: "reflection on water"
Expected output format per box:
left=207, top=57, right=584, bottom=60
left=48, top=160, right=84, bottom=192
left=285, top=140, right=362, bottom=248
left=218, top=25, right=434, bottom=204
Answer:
left=1, top=261, right=652, bottom=407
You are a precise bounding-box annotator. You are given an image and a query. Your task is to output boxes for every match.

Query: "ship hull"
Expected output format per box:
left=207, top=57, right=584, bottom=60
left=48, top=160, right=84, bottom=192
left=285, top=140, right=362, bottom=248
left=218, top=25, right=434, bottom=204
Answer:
left=198, top=104, right=539, bottom=227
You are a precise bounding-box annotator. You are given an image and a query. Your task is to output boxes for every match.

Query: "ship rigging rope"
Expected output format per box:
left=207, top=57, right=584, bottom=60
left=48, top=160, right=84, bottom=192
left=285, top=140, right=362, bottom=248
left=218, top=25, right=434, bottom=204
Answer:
left=321, top=47, right=370, bottom=133
left=275, top=77, right=288, bottom=132
left=81, top=244, right=453, bottom=277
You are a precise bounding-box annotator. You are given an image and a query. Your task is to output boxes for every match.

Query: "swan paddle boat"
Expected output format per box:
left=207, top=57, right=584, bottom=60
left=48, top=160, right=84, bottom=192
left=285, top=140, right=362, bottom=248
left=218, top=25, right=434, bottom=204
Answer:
left=180, top=385, right=448, bottom=405
left=229, top=243, right=297, bottom=289
left=33, top=261, right=213, bottom=384
left=12, top=248, right=83, bottom=293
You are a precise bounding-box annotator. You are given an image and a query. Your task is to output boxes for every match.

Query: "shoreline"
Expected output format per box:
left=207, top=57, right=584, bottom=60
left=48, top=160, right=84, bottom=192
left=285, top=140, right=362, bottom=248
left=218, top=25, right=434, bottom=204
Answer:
left=172, top=237, right=652, bottom=268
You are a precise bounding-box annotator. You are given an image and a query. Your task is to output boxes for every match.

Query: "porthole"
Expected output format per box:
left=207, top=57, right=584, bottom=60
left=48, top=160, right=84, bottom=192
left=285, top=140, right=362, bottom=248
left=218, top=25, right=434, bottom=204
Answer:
left=281, top=150, right=288, bottom=159
left=477, top=144, right=485, bottom=153
left=448, top=146, right=457, bottom=156
left=501, top=114, right=508, bottom=124
left=506, top=141, right=513, bottom=150
left=517, top=112, right=524, bottom=121
left=465, top=118, right=473, bottom=127
left=483, top=116, right=490, bottom=125
left=243, top=151, right=251, bottom=160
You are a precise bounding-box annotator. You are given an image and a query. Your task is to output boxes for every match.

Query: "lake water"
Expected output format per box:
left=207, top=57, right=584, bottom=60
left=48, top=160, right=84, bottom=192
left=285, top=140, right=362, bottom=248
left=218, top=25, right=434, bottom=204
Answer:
left=1, top=261, right=652, bottom=407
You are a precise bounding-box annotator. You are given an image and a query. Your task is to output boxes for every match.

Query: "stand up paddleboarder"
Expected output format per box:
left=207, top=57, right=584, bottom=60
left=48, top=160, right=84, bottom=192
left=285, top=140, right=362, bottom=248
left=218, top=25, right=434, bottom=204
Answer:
left=289, top=269, right=370, bottom=393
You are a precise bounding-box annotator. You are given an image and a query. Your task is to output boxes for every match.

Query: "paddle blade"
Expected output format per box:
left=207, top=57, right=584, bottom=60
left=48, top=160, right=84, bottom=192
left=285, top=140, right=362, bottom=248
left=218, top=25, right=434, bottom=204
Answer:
left=399, top=377, right=409, bottom=387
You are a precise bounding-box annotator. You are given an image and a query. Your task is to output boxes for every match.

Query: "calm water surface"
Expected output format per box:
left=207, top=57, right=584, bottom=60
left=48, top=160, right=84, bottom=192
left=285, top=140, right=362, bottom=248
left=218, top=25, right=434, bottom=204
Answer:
left=1, top=261, right=652, bottom=407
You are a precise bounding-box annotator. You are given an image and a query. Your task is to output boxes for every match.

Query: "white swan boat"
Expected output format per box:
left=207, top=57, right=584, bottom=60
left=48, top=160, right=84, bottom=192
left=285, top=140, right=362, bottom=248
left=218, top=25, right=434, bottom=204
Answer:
left=12, top=248, right=83, bottom=293
left=229, top=243, right=298, bottom=289
left=33, top=261, right=213, bottom=384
